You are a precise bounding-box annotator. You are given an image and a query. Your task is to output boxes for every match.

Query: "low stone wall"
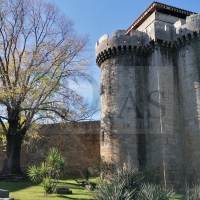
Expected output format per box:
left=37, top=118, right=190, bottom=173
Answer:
left=0, top=121, right=100, bottom=175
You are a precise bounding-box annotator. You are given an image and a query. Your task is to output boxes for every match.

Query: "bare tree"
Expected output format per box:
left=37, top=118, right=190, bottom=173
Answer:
left=0, top=0, right=97, bottom=174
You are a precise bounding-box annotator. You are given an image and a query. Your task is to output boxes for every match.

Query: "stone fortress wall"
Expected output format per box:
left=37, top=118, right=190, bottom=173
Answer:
left=96, top=2, right=200, bottom=191
left=0, top=121, right=100, bottom=175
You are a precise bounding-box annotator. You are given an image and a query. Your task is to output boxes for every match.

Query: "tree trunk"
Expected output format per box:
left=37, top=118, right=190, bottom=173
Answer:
left=1, top=132, right=23, bottom=175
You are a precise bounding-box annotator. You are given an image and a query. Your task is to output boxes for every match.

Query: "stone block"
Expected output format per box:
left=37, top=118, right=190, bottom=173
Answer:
left=0, top=190, right=9, bottom=198
left=0, top=198, right=14, bottom=200
left=56, top=188, right=72, bottom=194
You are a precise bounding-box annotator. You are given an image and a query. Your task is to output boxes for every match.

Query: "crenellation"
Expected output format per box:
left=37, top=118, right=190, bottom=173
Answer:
left=186, top=14, right=200, bottom=23
left=98, top=33, right=109, bottom=44
left=96, top=20, right=200, bottom=64
left=130, top=29, right=141, bottom=36
left=174, top=20, right=184, bottom=28
left=112, top=30, right=126, bottom=37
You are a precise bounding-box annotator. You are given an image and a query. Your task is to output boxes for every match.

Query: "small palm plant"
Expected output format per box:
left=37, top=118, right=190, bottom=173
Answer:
left=27, top=147, right=66, bottom=194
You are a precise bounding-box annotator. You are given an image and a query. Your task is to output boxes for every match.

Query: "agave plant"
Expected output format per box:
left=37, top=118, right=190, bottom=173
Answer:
left=93, top=161, right=143, bottom=200
left=93, top=180, right=136, bottom=200
left=113, top=165, right=144, bottom=194
left=137, top=183, right=174, bottom=200
left=92, top=156, right=174, bottom=200
left=184, top=184, right=200, bottom=200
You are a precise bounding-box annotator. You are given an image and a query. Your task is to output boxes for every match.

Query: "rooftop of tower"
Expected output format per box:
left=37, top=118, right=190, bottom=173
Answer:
left=126, top=1, right=197, bottom=35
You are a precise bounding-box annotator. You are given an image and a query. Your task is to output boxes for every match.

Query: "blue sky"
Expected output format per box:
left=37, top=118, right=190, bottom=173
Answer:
left=46, top=0, right=199, bottom=120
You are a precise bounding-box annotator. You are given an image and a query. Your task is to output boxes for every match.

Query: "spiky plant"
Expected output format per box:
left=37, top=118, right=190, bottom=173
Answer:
left=27, top=147, right=66, bottom=194
left=92, top=161, right=143, bottom=200
left=93, top=180, right=136, bottom=200
left=137, top=183, right=174, bottom=200
left=113, top=165, right=144, bottom=195
left=184, top=184, right=200, bottom=200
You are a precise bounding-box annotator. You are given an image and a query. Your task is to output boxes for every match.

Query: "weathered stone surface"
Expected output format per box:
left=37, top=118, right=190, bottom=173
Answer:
left=0, top=190, right=9, bottom=198
left=56, top=188, right=72, bottom=194
left=0, top=121, right=100, bottom=176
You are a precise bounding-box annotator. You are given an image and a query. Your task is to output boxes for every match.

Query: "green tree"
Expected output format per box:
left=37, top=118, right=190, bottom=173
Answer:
left=28, top=147, right=66, bottom=194
left=0, top=0, right=96, bottom=174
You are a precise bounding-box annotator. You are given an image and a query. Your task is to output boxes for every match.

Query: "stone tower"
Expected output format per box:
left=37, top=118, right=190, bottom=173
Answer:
left=96, top=1, right=200, bottom=190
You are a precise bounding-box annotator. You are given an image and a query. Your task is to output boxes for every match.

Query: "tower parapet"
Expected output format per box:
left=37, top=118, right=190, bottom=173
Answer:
left=96, top=30, right=147, bottom=66
left=96, top=13, right=200, bottom=67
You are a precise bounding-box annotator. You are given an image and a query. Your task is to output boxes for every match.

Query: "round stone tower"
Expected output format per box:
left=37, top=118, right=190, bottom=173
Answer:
left=95, top=2, right=200, bottom=191
left=95, top=30, right=148, bottom=167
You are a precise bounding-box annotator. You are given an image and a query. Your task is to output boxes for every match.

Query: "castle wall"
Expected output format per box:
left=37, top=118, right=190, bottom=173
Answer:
left=146, top=47, right=185, bottom=189
left=177, top=35, right=200, bottom=183
left=96, top=11, right=200, bottom=191
left=0, top=121, right=100, bottom=175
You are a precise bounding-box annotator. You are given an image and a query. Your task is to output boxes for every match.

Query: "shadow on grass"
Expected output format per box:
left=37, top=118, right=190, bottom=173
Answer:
left=58, top=181, right=78, bottom=187
left=0, top=180, right=39, bottom=192
left=56, top=195, right=70, bottom=199
left=58, top=196, right=94, bottom=200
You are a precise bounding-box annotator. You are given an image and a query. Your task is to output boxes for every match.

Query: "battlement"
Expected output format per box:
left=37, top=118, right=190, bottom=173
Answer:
left=96, top=13, right=200, bottom=46
left=96, top=13, right=200, bottom=66
left=95, top=30, right=150, bottom=66
left=186, top=14, right=200, bottom=23
left=95, top=30, right=144, bottom=55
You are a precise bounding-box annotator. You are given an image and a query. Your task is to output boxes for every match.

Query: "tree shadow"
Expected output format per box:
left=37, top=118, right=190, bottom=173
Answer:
left=58, top=181, right=78, bottom=187
left=56, top=195, right=71, bottom=199
left=0, top=181, right=39, bottom=192
left=57, top=196, right=94, bottom=200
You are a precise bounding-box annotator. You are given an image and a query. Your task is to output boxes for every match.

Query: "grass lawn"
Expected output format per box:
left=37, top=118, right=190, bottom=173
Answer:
left=0, top=177, right=97, bottom=200
left=0, top=177, right=185, bottom=200
left=173, top=194, right=184, bottom=199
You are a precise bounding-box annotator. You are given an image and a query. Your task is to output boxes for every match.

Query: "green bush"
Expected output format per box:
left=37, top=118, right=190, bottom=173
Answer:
left=27, top=147, right=66, bottom=194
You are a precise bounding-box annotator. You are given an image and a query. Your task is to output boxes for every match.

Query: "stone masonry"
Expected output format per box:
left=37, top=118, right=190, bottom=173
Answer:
left=0, top=121, right=100, bottom=176
left=96, top=2, right=200, bottom=191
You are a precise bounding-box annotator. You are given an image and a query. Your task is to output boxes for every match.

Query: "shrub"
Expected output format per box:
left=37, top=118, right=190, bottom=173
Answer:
left=27, top=147, right=66, bottom=194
